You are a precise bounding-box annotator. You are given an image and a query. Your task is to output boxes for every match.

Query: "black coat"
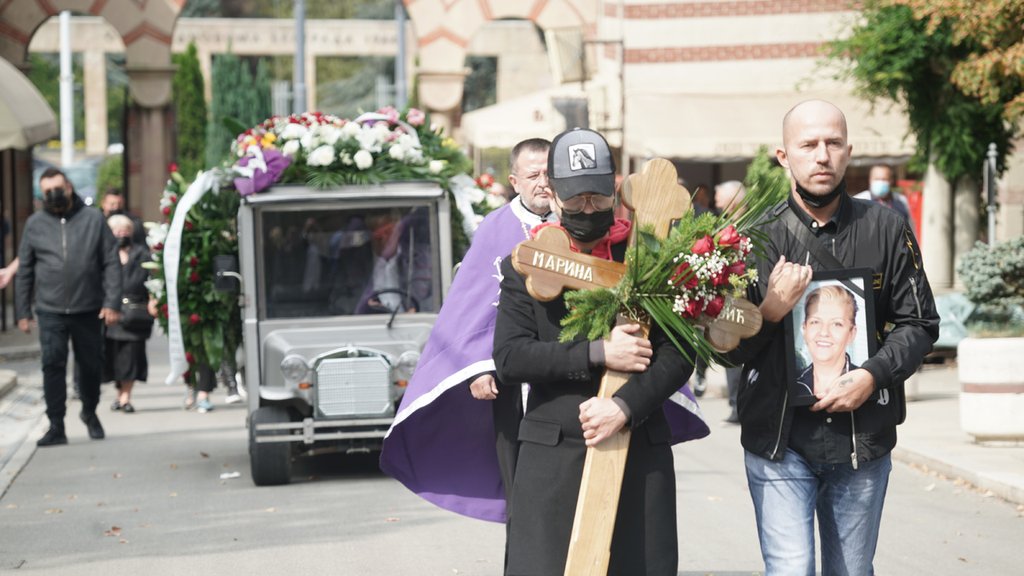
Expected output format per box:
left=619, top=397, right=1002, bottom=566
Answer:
left=493, top=255, right=692, bottom=576
left=729, top=195, right=939, bottom=463
left=105, top=244, right=152, bottom=341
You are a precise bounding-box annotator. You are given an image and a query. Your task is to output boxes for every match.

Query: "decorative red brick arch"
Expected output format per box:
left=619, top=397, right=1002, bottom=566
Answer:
left=403, top=0, right=597, bottom=128
left=0, top=0, right=184, bottom=224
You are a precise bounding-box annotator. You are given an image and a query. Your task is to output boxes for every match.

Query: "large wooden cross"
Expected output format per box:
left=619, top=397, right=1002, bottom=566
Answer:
left=511, top=158, right=761, bottom=575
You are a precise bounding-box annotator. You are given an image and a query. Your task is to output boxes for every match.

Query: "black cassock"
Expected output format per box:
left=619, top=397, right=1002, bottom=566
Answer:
left=493, top=250, right=694, bottom=576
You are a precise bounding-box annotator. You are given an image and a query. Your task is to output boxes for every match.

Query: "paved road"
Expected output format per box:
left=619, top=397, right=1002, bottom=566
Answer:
left=1, top=337, right=1021, bottom=575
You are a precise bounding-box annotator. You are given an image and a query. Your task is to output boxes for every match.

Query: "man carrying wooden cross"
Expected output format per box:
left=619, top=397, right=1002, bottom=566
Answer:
left=494, top=128, right=693, bottom=576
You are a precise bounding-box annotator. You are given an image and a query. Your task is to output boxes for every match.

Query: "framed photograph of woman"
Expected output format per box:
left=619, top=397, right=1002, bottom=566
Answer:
left=784, top=268, right=877, bottom=407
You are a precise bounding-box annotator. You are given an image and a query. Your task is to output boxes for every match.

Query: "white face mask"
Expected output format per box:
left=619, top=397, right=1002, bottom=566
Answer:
left=869, top=180, right=891, bottom=198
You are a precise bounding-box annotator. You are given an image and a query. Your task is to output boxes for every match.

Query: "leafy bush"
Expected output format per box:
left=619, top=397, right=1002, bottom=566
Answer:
left=956, top=237, right=1024, bottom=337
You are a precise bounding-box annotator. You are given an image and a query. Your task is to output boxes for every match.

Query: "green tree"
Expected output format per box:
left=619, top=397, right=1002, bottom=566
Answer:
left=901, top=0, right=1024, bottom=121
left=828, top=1, right=1019, bottom=182
left=172, top=42, right=208, bottom=180
left=95, top=154, right=123, bottom=197
left=205, top=51, right=272, bottom=167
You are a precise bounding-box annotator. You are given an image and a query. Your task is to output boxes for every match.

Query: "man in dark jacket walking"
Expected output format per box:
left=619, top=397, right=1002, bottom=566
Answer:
left=729, top=100, right=939, bottom=575
left=16, top=168, right=122, bottom=446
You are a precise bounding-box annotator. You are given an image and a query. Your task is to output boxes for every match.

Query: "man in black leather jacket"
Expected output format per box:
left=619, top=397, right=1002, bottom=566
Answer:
left=16, top=168, right=122, bottom=447
left=728, top=100, right=939, bottom=575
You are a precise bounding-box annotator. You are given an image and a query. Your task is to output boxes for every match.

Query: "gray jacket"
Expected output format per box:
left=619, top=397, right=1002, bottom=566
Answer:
left=15, top=194, right=122, bottom=319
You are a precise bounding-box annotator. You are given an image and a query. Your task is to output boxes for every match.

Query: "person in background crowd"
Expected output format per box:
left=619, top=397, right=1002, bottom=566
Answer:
left=853, top=164, right=915, bottom=236
left=104, top=215, right=154, bottom=413
left=715, top=180, right=748, bottom=424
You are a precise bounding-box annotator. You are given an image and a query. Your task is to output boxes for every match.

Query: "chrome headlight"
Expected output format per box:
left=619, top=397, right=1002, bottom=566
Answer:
left=393, top=351, right=420, bottom=382
left=280, top=354, right=311, bottom=383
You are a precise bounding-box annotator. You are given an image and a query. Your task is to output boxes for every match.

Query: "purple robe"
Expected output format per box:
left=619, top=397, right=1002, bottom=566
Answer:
left=379, top=204, right=710, bottom=523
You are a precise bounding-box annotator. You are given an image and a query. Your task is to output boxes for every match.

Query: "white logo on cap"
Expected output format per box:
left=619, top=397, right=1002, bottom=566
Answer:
left=567, top=143, right=597, bottom=171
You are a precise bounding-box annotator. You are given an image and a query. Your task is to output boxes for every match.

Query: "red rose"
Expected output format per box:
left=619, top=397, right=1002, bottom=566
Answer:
left=680, top=298, right=703, bottom=319
left=182, top=370, right=191, bottom=381
left=169, top=195, right=178, bottom=203
left=715, top=225, right=741, bottom=248
left=168, top=162, right=179, bottom=174
left=185, top=352, right=195, bottom=364
left=712, top=270, right=729, bottom=286
left=189, top=256, right=199, bottom=267
left=161, top=206, right=171, bottom=216
left=153, top=242, right=164, bottom=251
left=184, top=221, right=194, bottom=231
left=704, top=295, right=725, bottom=318
left=691, top=235, right=714, bottom=255
left=189, top=271, right=200, bottom=283
left=726, top=261, right=747, bottom=278
left=670, top=262, right=699, bottom=289
left=189, top=313, right=201, bottom=325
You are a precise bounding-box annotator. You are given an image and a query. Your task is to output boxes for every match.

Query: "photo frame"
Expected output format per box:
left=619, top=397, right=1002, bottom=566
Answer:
left=784, top=268, right=877, bottom=407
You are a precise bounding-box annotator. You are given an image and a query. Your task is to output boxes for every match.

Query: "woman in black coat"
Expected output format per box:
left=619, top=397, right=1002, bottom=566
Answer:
left=105, top=215, right=154, bottom=413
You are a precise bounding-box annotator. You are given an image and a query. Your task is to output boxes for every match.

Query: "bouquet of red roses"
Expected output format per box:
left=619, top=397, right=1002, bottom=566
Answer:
left=559, top=176, right=781, bottom=365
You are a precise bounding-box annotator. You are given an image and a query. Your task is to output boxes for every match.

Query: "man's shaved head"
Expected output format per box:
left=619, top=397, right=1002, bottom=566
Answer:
left=782, top=100, right=848, bottom=147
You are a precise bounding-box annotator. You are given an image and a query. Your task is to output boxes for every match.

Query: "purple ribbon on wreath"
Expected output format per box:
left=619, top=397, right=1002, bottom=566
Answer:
left=233, top=148, right=291, bottom=196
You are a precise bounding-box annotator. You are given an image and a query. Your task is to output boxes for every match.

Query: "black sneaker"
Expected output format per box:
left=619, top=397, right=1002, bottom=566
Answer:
left=37, top=426, right=68, bottom=447
left=80, top=412, right=105, bottom=440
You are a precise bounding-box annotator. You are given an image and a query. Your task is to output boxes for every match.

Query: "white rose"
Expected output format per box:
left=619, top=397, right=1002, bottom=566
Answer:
left=281, top=139, right=301, bottom=157
left=354, top=149, right=374, bottom=170
left=341, top=121, right=361, bottom=138
left=405, top=148, right=424, bottom=163
left=280, top=123, right=308, bottom=140
left=320, top=125, right=342, bottom=145
left=389, top=144, right=406, bottom=161
left=340, top=151, right=353, bottom=166
left=300, top=131, right=319, bottom=150
left=307, top=145, right=336, bottom=167
left=356, top=127, right=381, bottom=153
left=429, top=160, right=445, bottom=174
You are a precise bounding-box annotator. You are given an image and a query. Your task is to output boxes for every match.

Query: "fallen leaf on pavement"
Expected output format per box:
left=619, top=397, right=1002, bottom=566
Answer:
left=5, top=504, right=17, bottom=509
left=169, top=464, right=178, bottom=470
left=169, top=492, right=178, bottom=498
left=119, top=539, right=129, bottom=544
left=112, top=473, right=123, bottom=479
left=200, top=452, right=210, bottom=459
left=44, top=508, right=62, bottom=514
left=385, top=517, right=400, bottom=523
left=265, top=507, right=276, bottom=513
left=104, top=527, right=122, bottom=537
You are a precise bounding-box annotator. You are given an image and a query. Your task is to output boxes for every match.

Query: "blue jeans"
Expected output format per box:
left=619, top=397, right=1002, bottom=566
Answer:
left=744, top=448, right=892, bottom=576
left=37, top=310, right=104, bottom=424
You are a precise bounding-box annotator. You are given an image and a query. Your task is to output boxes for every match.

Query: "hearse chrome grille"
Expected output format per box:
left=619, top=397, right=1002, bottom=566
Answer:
left=315, top=357, right=391, bottom=418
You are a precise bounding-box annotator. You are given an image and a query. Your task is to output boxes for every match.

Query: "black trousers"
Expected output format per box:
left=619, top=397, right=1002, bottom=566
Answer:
left=37, top=310, right=104, bottom=425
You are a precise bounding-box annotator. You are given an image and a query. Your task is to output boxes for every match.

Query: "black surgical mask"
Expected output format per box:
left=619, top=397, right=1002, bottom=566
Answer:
left=795, top=178, right=846, bottom=209
left=116, top=236, right=131, bottom=249
left=43, top=187, right=69, bottom=213
left=560, top=209, right=615, bottom=243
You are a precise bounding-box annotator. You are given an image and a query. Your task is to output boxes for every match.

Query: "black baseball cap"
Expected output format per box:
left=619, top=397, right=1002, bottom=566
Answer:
left=548, top=128, right=616, bottom=201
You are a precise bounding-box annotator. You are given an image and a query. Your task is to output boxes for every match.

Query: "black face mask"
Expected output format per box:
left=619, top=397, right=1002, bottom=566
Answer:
left=795, top=178, right=846, bottom=209
left=116, top=236, right=131, bottom=249
left=560, top=209, right=615, bottom=243
left=43, top=187, right=69, bottom=213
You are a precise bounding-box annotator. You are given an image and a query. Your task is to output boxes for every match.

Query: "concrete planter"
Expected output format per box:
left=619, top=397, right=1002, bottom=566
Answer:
left=958, top=337, right=1024, bottom=441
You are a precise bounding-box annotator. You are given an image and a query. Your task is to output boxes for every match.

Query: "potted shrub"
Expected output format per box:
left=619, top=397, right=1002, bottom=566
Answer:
left=955, top=237, right=1024, bottom=441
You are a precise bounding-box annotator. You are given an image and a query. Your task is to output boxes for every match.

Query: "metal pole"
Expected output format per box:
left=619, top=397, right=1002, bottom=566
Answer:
left=293, top=0, right=307, bottom=114
left=59, top=11, right=74, bottom=167
left=395, top=0, right=407, bottom=109
left=986, top=142, right=998, bottom=246
left=619, top=40, right=627, bottom=181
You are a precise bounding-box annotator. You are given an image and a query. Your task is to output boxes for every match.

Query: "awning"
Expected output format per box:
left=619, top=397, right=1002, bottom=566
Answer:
left=0, top=57, right=58, bottom=150
left=459, top=87, right=587, bottom=149
left=624, top=91, right=915, bottom=162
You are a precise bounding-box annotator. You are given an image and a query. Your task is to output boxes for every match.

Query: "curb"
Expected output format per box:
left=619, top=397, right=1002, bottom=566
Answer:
left=891, top=446, right=1024, bottom=506
left=0, top=369, right=16, bottom=401
left=0, top=345, right=41, bottom=363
